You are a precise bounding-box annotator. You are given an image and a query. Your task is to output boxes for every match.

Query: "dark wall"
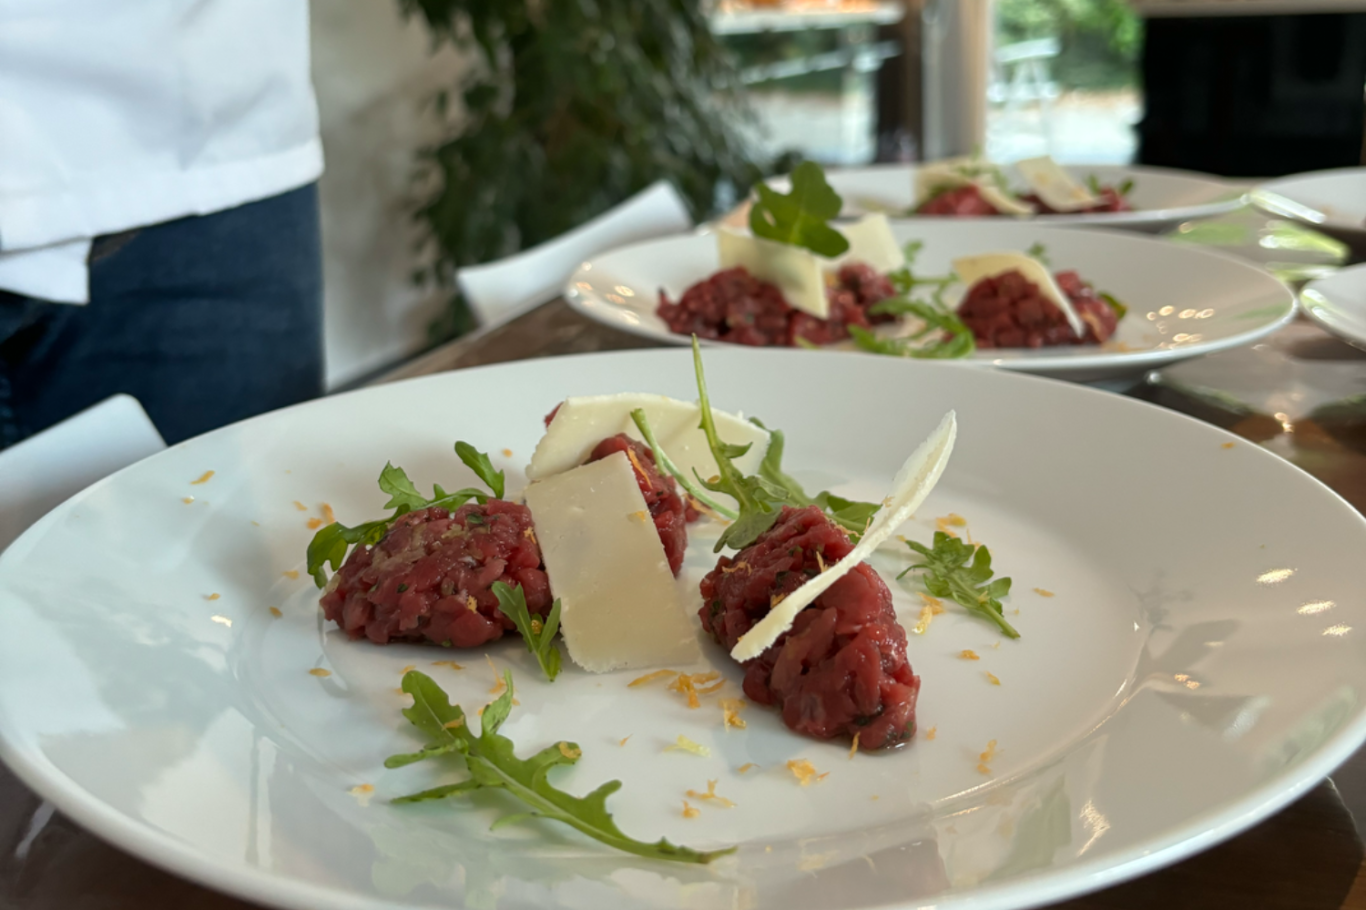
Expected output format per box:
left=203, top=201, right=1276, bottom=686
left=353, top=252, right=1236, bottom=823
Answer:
left=1137, top=12, right=1366, bottom=177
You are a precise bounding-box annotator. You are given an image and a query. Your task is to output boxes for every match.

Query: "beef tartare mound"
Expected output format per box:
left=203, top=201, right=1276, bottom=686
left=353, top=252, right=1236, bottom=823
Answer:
left=699, top=505, right=921, bottom=750
left=320, top=501, right=550, bottom=648
left=1021, top=186, right=1131, bottom=214
left=587, top=433, right=691, bottom=575
left=958, top=268, right=1117, bottom=348
left=656, top=262, right=895, bottom=347
left=916, top=184, right=1005, bottom=217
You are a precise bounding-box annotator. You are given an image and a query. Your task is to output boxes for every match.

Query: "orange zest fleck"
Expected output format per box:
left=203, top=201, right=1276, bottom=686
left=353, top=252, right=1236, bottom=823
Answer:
left=1221, top=441, right=1236, bottom=450
left=466, top=595, right=478, bottom=612
left=721, top=698, right=747, bottom=730
left=306, top=518, right=323, bottom=530
left=919, top=592, right=945, bottom=612
left=309, top=668, right=332, bottom=677
left=695, top=679, right=725, bottom=696
left=925, top=726, right=937, bottom=740
left=977, top=739, right=998, bottom=774
left=682, top=801, right=700, bottom=819
left=618, top=735, right=632, bottom=746
left=204, top=593, right=221, bottom=601
left=1034, top=587, right=1055, bottom=597
left=182, top=497, right=194, bottom=504
left=443, top=718, right=465, bottom=729
left=293, top=501, right=308, bottom=512
left=686, top=779, right=736, bottom=807
left=665, top=735, right=710, bottom=757
left=630, top=510, right=649, bottom=522
left=625, top=448, right=654, bottom=489
left=786, top=759, right=828, bottom=786
left=282, top=570, right=300, bottom=579
left=737, top=763, right=759, bottom=774
left=350, top=783, right=374, bottom=794
left=430, top=660, right=464, bottom=670
left=628, top=669, right=676, bottom=687
left=720, top=560, right=750, bottom=575
left=190, top=470, right=215, bottom=485
left=959, top=649, right=980, bottom=660
left=501, top=448, right=513, bottom=457
left=321, top=503, right=336, bottom=525
left=557, top=742, right=582, bottom=760
left=486, top=656, right=504, bottom=694
left=401, top=664, right=415, bottom=674
left=849, top=733, right=860, bottom=759
left=985, top=672, right=1001, bottom=686
left=815, top=550, right=827, bottom=573
left=269, top=606, right=283, bottom=618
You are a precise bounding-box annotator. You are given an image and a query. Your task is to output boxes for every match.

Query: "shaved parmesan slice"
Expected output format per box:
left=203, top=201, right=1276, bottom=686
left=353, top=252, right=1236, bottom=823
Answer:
left=952, top=252, right=1085, bottom=338
left=1015, top=156, right=1100, bottom=213
left=524, top=452, right=700, bottom=672
left=838, top=213, right=905, bottom=273
left=527, top=393, right=770, bottom=487
left=914, top=159, right=1034, bottom=216
left=717, top=229, right=828, bottom=318
left=730, top=411, right=958, bottom=662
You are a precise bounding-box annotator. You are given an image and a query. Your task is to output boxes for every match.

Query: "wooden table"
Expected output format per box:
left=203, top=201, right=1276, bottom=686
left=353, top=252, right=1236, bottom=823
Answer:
left=4, top=301, right=1366, bottom=909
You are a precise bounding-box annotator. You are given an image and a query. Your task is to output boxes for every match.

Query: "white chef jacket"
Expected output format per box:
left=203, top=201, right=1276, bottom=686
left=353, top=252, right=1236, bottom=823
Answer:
left=0, top=0, right=324, bottom=304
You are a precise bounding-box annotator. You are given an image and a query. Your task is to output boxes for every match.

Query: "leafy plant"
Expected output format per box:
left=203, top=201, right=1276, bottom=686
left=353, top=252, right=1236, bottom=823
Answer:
left=387, top=670, right=733, bottom=863
left=899, top=532, right=1019, bottom=638
left=399, top=0, right=784, bottom=338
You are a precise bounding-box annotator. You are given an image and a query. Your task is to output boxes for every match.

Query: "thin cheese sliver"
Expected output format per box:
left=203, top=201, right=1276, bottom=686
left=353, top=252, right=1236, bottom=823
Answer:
left=730, top=411, right=958, bottom=662
left=914, top=158, right=1034, bottom=216
left=524, top=452, right=700, bottom=671
left=717, top=229, right=829, bottom=318
left=1015, top=156, right=1101, bottom=213
left=838, top=213, right=905, bottom=273
left=527, top=393, right=770, bottom=486
left=953, top=252, right=1085, bottom=339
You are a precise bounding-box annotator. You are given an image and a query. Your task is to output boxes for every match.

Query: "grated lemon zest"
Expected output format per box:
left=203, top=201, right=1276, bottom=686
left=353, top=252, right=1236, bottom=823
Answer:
left=721, top=698, right=748, bottom=730
left=925, top=726, right=937, bottom=740
left=737, top=763, right=759, bottom=773
left=682, top=801, right=700, bottom=819
left=293, top=501, right=307, bottom=511
left=268, top=607, right=282, bottom=618
left=849, top=733, right=860, bottom=760
left=665, top=735, right=710, bottom=757
left=959, top=649, right=980, bottom=660
left=628, top=669, right=676, bottom=687
left=1034, top=587, right=1055, bottom=597
left=191, top=470, right=215, bottom=485
left=282, top=570, right=299, bottom=579
left=306, top=518, right=322, bottom=530
left=430, top=660, right=464, bottom=670
left=321, top=503, right=336, bottom=525
left=487, top=656, right=505, bottom=694
left=786, top=759, right=828, bottom=786
left=618, top=735, right=632, bottom=746
left=309, top=668, right=331, bottom=677
left=625, top=448, right=654, bottom=489
left=686, top=779, right=736, bottom=808
left=986, top=672, right=1001, bottom=686
left=557, top=742, right=581, bottom=760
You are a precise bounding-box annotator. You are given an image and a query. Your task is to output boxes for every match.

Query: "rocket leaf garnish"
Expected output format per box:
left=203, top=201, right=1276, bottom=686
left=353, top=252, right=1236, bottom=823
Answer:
left=491, top=582, right=562, bottom=683
left=749, top=161, right=850, bottom=258
left=387, top=670, right=733, bottom=865
left=305, top=443, right=503, bottom=587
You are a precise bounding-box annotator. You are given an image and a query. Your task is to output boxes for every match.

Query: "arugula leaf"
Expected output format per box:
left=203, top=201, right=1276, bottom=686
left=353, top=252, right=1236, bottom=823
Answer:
left=387, top=670, right=733, bottom=864
left=690, top=338, right=789, bottom=551
left=628, top=408, right=739, bottom=520
left=1100, top=292, right=1128, bottom=320
left=1086, top=174, right=1102, bottom=195
left=305, top=443, right=504, bottom=587
left=1026, top=242, right=1051, bottom=267
left=1118, top=178, right=1135, bottom=196
left=749, top=161, right=850, bottom=257
left=898, top=532, right=1019, bottom=638
left=751, top=418, right=879, bottom=536
left=456, top=441, right=505, bottom=500
left=852, top=293, right=976, bottom=360
left=491, top=581, right=562, bottom=682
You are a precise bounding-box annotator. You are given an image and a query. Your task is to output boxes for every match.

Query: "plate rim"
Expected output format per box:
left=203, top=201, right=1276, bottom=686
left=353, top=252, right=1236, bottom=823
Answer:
left=1252, top=166, right=1366, bottom=240
left=2, top=348, right=1364, bottom=910
left=563, top=223, right=1298, bottom=374
left=1301, top=260, right=1366, bottom=349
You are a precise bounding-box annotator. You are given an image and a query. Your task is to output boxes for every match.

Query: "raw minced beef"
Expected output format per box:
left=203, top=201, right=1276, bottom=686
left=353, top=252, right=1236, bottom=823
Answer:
left=656, top=262, right=895, bottom=347
left=957, top=268, right=1118, bottom=348
left=698, top=505, right=921, bottom=750
left=587, top=433, right=691, bottom=575
left=916, top=184, right=1004, bottom=216
left=320, top=500, right=550, bottom=648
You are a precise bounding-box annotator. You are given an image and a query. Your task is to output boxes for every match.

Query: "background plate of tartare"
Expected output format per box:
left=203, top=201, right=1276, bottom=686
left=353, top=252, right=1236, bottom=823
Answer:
left=566, top=222, right=1296, bottom=383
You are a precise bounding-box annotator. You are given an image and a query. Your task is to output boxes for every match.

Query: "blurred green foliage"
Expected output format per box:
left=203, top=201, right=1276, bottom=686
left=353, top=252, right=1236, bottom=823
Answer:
left=399, top=0, right=779, bottom=339
left=996, top=0, right=1142, bottom=90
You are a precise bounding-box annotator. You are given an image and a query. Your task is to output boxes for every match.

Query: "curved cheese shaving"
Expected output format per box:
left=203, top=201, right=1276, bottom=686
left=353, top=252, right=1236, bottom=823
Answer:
left=953, top=252, right=1085, bottom=338
left=730, top=411, right=958, bottom=662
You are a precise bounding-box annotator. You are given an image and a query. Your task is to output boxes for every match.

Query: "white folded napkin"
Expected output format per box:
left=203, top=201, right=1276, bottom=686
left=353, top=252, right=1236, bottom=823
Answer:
left=0, top=394, right=165, bottom=552
left=457, top=180, right=693, bottom=327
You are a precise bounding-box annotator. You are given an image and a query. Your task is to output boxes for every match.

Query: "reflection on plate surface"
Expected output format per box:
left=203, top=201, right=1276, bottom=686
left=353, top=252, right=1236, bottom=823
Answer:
left=1, top=349, right=1365, bottom=910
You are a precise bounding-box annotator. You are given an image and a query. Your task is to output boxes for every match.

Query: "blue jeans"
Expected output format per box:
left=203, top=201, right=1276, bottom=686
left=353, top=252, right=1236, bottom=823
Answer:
left=0, top=184, right=323, bottom=448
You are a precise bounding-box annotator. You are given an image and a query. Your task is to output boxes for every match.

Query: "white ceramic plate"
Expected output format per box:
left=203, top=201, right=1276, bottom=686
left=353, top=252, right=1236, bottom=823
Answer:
left=764, top=163, right=1246, bottom=233
left=2, top=349, right=1366, bottom=910
left=566, top=222, right=1296, bottom=382
left=1252, top=168, right=1366, bottom=254
left=1301, top=262, right=1366, bottom=351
